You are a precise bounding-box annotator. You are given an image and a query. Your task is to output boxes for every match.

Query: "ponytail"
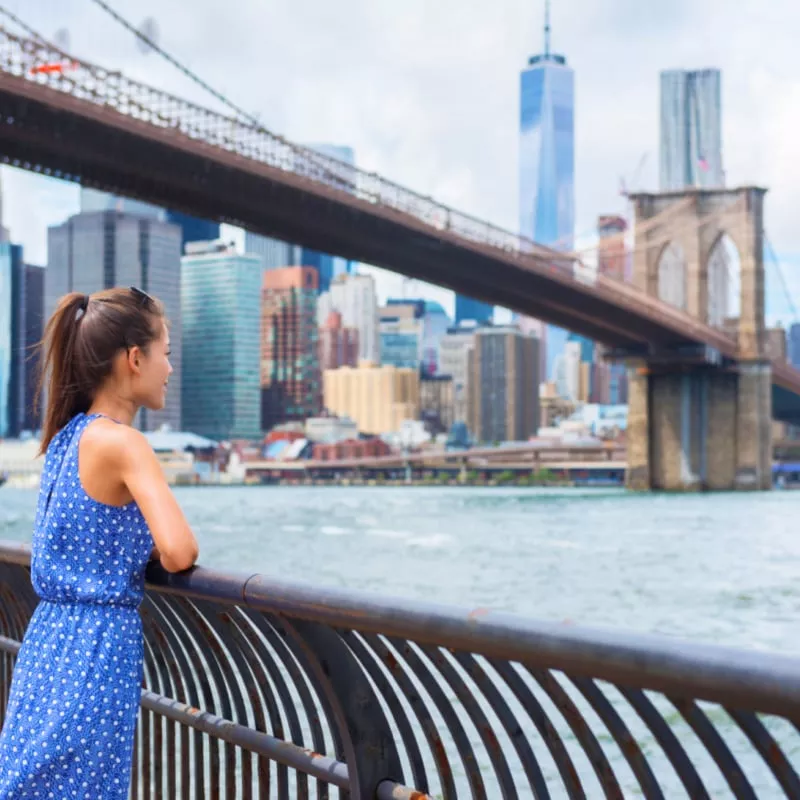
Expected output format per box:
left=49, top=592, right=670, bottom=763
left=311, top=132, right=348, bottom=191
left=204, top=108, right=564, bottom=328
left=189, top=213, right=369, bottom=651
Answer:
left=36, top=293, right=92, bottom=454
left=35, top=287, right=165, bottom=454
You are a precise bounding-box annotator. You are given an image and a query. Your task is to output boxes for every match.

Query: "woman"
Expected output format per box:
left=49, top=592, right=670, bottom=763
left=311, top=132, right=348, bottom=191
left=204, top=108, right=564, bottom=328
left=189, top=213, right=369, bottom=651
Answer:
left=0, top=287, right=199, bottom=799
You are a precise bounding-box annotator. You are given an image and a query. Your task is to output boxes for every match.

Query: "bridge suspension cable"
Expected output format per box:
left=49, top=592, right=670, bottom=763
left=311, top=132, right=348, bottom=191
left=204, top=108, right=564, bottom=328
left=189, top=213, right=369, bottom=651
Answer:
left=764, top=232, right=799, bottom=324
left=0, top=4, right=57, bottom=47
left=87, top=0, right=256, bottom=127
left=85, top=0, right=356, bottom=189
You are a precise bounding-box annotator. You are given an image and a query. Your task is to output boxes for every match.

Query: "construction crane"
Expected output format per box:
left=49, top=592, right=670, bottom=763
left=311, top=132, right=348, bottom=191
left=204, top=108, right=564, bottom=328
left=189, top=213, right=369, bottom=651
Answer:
left=619, top=152, right=648, bottom=198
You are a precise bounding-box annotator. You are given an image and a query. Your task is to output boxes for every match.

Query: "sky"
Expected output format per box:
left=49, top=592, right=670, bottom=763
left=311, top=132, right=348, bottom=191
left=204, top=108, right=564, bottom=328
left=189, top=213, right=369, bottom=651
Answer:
left=2, top=0, right=800, bottom=321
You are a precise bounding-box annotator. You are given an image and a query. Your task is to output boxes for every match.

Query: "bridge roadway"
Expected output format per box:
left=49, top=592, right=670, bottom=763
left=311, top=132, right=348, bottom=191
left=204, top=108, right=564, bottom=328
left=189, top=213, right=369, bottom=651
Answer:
left=0, top=30, right=799, bottom=420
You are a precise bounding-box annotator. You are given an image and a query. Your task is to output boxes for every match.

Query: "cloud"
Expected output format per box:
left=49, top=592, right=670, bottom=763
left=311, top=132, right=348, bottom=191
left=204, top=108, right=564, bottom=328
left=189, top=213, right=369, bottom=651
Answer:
left=2, top=0, right=799, bottom=313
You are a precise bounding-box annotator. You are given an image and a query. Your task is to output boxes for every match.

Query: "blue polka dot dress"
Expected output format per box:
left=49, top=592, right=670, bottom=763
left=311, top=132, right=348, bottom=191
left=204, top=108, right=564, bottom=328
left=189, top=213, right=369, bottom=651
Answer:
left=0, top=413, right=154, bottom=799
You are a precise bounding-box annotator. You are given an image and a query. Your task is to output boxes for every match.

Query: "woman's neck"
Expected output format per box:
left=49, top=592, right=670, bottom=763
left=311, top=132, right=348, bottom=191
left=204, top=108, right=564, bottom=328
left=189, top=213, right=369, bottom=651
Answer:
left=87, top=393, right=139, bottom=426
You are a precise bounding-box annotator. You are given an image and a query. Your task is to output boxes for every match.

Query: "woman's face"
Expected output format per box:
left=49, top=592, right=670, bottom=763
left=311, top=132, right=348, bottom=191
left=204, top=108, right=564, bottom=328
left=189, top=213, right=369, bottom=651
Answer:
left=133, top=322, right=173, bottom=410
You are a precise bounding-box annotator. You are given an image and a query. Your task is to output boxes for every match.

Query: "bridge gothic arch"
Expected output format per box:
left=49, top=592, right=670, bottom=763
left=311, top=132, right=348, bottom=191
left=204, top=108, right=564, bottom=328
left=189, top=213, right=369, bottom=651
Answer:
left=656, top=241, right=687, bottom=312
left=704, top=232, right=741, bottom=328
left=629, top=187, right=765, bottom=358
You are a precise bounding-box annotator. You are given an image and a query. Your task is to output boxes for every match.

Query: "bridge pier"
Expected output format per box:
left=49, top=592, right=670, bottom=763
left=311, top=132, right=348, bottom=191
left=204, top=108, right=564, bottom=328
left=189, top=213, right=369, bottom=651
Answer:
left=626, top=363, right=772, bottom=491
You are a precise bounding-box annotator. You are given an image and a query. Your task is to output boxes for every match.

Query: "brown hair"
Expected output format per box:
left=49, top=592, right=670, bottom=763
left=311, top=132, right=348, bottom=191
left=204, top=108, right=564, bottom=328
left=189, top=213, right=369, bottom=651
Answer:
left=36, top=287, right=165, bottom=453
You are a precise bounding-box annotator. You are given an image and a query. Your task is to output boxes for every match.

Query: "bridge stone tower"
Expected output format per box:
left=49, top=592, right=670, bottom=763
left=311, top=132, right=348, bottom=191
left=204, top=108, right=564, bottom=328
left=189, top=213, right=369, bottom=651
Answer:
left=624, top=187, right=771, bottom=491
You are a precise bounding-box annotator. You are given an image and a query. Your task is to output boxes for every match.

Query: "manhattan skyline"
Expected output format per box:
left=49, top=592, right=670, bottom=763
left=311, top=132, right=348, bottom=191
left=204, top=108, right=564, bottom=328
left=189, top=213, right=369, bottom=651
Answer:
left=1, top=0, right=799, bottom=311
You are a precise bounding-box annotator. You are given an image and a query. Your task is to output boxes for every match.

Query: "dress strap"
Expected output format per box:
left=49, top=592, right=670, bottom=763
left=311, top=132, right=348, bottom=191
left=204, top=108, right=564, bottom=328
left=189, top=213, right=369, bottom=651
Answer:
left=87, top=412, right=124, bottom=426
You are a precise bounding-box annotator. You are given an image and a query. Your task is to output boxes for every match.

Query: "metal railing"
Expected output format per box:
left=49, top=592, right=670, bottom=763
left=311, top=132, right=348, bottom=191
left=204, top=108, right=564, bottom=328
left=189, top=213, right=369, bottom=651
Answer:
left=1, top=540, right=800, bottom=798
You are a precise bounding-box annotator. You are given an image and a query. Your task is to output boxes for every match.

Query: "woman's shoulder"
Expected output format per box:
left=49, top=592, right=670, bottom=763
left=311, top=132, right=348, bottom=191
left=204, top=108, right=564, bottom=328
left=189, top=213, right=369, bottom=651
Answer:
left=81, top=415, right=147, bottom=456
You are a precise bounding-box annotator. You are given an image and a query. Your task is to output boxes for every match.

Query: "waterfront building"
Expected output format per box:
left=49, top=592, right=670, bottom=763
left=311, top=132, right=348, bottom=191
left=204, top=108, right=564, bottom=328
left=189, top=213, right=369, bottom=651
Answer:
left=304, top=415, right=359, bottom=444
left=261, top=267, right=321, bottom=430
left=519, top=3, right=575, bottom=380
left=318, top=273, right=379, bottom=363
left=467, top=327, right=540, bottom=443
left=379, top=302, right=423, bottom=370
left=319, top=311, right=359, bottom=372
left=439, top=324, right=479, bottom=423
left=47, top=210, right=183, bottom=431
left=323, top=362, right=419, bottom=435
left=383, top=298, right=451, bottom=375
left=181, top=241, right=262, bottom=440
left=660, top=69, right=724, bottom=191
left=420, top=375, right=455, bottom=435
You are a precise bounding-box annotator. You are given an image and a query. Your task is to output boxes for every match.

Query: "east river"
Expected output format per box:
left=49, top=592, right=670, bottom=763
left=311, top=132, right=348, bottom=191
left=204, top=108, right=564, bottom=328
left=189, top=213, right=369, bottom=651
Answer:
left=2, top=485, right=799, bottom=797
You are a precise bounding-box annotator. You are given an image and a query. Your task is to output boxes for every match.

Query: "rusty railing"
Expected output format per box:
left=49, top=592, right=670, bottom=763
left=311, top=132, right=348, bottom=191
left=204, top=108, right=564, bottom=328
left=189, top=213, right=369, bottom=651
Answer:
left=1, top=540, right=800, bottom=798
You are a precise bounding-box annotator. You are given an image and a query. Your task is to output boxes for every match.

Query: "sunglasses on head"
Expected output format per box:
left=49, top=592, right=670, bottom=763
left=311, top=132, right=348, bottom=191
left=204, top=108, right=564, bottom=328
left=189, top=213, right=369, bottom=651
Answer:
left=130, top=286, right=155, bottom=307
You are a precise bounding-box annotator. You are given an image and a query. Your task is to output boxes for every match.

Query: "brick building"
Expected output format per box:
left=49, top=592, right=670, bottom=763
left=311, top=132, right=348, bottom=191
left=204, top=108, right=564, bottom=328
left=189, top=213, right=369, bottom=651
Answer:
left=319, top=311, right=359, bottom=372
left=261, top=267, right=321, bottom=430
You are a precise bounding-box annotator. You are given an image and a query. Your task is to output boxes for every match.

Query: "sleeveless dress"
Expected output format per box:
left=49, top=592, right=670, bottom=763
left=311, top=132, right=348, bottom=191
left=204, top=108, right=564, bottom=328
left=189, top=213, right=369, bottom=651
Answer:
left=0, top=412, right=154, bottom=799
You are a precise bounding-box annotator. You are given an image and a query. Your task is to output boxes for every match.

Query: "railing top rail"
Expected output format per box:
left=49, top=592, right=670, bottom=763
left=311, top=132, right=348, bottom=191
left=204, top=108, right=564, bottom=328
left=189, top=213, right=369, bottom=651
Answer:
left=2, top=539, right=799, bottom=718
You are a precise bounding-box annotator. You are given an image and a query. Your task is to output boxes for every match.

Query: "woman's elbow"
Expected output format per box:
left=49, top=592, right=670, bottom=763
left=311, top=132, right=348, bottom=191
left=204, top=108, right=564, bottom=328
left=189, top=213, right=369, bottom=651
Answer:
left=160, top=544, right=199, bottom=573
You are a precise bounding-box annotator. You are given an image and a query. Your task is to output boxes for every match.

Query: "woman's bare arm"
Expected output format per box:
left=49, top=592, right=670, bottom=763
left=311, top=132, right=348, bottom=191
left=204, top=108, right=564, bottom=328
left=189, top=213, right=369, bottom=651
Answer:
left=114, top=427, right=199, bottom=572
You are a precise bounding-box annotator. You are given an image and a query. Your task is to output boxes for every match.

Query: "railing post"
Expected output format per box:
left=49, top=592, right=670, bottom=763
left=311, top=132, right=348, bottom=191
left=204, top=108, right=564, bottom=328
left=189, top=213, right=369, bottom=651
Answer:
left=279, top=617, right=405, bottom=798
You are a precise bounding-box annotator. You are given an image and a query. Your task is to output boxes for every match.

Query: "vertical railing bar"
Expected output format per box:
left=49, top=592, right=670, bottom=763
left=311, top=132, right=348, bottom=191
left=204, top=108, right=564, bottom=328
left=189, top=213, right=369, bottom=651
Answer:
left=360, top=633, right=456, bottom=798
left=568, top=677, right=664, bottom=800
left=451, top=651, right=551, bottom=799
left=527, top=667, right=625, bottom=799
left=145, top=595, right=207, bottom=800
left=725, top=709, right=800, bottom=799
left=386, top=634, right=485, bottom=799
left=616, top=687, right=711, bottom=800
left=416, top=643, right=517, bottom=800
left=339, top=630, right=430, bottom=794
left=668, top=697, right=758, bottom=800
left=142, top=597, right=200, bottom=798
left=141, top=621, right=171, bottom=799
left=249, top=612, right=336, bottom=800
left=172, top=596, right=241, bottom=799
left=488, top=659, right=586, bottom=800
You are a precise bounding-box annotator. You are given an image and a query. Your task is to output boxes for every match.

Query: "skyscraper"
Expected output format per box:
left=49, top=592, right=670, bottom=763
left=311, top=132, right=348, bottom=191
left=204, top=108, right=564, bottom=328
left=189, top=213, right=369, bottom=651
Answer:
left=0, top=242, right=18, bottom=437
left=317, top=273, right=379, bottom=363
left=467, top=327, right=541, bottom=443
left=0, top=246, right=44, bottom=437
left=660, top=69, right=724, bottom=191
left=80, top=188, right=220, bottom=255
left=319, top=311, right=359, bottom=372
left=47, top=210, right=183, bottom=432
left=22, top=264, right=44, bottom=432
left=261, top=267, right=321, bottom=430
left=519, top=1, right=575, bottom=381
left=454, top=295, right=493, bottom=327
left=165, top=211, right=220, bottom=253
left=181, top=242, right=262, bottom=440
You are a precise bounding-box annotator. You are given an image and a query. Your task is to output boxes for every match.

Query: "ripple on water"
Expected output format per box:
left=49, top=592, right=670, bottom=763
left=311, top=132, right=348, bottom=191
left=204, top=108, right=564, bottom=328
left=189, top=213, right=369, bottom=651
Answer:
left=2, top=485, right=800, bottom=655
